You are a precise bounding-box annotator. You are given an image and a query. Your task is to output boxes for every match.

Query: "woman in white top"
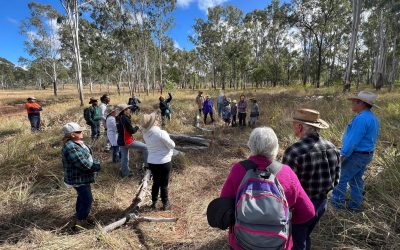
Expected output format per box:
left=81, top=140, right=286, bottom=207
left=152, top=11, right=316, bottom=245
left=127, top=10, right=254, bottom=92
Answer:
left=105, top=105, right=119, bottom=163
left=140, top=112, right=175, bottom=210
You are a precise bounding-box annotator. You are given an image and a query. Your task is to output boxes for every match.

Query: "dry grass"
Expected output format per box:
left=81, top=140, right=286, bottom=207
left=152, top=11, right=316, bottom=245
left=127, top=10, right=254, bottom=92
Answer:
left=0, top=85, right=399, bottom=249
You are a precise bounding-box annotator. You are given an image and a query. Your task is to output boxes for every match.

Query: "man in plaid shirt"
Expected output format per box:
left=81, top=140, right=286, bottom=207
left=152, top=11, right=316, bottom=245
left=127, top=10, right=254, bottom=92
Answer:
left=283, top=109, right=340, bottom=250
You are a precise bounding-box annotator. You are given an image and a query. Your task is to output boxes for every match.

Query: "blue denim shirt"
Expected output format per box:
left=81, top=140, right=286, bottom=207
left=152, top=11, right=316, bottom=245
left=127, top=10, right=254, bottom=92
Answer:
left=340, top=109, right=380, bottom=157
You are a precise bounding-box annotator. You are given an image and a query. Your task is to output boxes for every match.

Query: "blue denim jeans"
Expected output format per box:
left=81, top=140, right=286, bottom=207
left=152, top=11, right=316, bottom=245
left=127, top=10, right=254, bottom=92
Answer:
left=28, top=113, right=41, bottom=132
left=217, top=103, right=223, bottom=117
left=331, top=152, right=373, bottom=210
left=111, top=146, right=120, bottom=163
left=292, top=198, right=327, bottom=250
left=119, top=141, right=148, bottom=177
left=74, top=185, right=93, bottom=220
left=91, top=121, right=100, bottom=139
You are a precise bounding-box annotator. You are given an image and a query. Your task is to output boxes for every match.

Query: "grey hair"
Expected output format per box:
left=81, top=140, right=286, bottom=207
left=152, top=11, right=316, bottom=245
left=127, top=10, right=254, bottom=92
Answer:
left=247, top=127, right=279, bottom=160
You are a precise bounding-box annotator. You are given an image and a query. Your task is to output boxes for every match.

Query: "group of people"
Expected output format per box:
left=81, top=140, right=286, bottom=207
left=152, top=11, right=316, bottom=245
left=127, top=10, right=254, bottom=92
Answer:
left=216, top=90, right=380, bottom=250
left=61, top=94, right=176, bottom=229
left=25, top=89, right=380, bottom=248
left=195, top=91, right=260, bottom=128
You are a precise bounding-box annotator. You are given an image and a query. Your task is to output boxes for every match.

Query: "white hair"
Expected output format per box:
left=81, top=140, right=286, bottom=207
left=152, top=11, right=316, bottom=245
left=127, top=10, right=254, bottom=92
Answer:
left=247, top=127, right=279, bottom=160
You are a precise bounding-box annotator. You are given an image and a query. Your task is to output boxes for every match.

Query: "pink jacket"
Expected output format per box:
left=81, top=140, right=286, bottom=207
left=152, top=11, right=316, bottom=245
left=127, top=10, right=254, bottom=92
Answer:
left=220, top=155, right=315, bottom=250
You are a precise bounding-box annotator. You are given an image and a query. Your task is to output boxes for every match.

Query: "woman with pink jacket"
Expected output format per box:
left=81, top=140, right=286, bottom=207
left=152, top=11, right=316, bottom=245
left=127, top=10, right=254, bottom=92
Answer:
left=220, top=127, right=315, bottom=250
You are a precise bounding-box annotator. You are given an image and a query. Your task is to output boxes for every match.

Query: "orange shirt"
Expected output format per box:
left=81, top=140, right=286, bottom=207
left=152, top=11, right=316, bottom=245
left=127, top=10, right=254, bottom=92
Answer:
left=25, top=102, right=42, bottom=114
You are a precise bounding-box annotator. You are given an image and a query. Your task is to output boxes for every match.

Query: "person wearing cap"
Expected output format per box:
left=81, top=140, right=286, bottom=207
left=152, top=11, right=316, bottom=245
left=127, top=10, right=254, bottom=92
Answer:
left=105, top=105, right=119, bottom=163
left=282, top=108, right=340, bottom=250
left=99, top=94, right=111, bottom=150
left=230, top=100, right=237, bottom=127
left=61, top=122, right=100, bottom=228
left=140, top=112, right=175, bottom=210
left=249, top=98, right=260, bottom=128
left=25, top=97, right=43, bottom=132
left=202, top=95, right=214, bottom=124
left=116, top=104, right=148, bottom=177
left=331, top=91, right=380, bottom=211
left=220, top=127, right=315, bottom=250
left=195, top=91, right=205, bottom=115
left=87, top=97, right=101, bottom=140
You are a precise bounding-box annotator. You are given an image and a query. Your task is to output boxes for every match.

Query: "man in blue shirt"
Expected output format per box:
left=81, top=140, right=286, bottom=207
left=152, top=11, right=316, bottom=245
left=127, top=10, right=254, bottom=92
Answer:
left=331, top=91, right=380, bottom=211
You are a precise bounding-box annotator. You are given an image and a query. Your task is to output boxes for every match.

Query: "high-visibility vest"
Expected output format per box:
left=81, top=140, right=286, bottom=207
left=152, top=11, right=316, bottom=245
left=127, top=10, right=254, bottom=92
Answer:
left=25, top=102, right=42, bottom=114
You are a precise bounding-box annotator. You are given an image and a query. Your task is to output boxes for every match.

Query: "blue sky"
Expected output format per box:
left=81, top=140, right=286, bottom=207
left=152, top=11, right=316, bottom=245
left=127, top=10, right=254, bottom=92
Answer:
left=0, top=0, right=269, bottom=65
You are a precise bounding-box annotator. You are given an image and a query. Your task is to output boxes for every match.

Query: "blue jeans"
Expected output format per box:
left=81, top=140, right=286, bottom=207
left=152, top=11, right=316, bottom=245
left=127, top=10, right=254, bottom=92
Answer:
left=111, top=146, right=120, bottom=163
left=74, top=185, right=93, bottom=220
left=91, top=121, right=100, bottom=139
left=119, top=141, right=148, bottom=177
left=217, top=103, right=223, bottom=117
left=331, top=152, right=373, bottom=210
left=28, top=113, right=40, bottom=132
left=292, top=198, right=327, bottom=250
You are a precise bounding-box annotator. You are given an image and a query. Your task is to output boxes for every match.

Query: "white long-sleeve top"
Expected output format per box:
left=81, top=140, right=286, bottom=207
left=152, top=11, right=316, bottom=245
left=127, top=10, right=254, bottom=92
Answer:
left=106, top=116, right=118, bottom=146
left=143, top=126, right=175, bottom=164
left=99, top=103, right=107, bottom=122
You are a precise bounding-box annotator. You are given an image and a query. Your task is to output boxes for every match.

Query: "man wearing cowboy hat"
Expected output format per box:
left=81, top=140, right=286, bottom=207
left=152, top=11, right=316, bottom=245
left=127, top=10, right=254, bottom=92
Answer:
left=283, top=108, right=340, bottom=250
left=331, top=91, right=380, bottom=212
left=25, top=97, right=43, bottom=132
left=87, top=97, right=101, bottom=140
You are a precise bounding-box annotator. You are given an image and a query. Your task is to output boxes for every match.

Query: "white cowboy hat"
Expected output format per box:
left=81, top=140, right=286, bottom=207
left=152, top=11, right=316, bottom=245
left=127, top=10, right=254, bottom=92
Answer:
left=348, top=91, right=380, bottom=108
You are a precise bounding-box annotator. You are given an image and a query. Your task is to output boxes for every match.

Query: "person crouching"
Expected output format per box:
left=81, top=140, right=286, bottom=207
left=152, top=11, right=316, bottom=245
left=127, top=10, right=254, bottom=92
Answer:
left=140, top=112, right=175, bottom=210
left=61, top=122, right=100, bottom=229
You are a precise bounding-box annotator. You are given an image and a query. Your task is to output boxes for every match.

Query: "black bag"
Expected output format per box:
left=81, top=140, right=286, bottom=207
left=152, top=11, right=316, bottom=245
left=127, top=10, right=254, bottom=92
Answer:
left=83, top=107, right=92, bottom=125
left=206, top=197, right=235, bottom=230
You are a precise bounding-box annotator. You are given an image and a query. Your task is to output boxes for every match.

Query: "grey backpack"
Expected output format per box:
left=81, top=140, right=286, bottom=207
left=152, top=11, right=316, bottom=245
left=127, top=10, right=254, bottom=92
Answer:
left=235, top=160, right=290, bottom=250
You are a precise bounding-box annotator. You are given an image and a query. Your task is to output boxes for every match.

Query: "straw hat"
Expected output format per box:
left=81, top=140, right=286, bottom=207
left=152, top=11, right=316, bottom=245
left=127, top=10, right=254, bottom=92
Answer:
left=140, top=112, right=157, bottom=130
left=289, top=108, right=329, bottom=129
left=348, top=91, right=380, bottom=108
left=89, top=97, right=98, bottom=104
left=115, top=104, right=132, bottom=116
left=62, top=122, right=86, bottom=134
left=105, top=105, right=116, bottom=116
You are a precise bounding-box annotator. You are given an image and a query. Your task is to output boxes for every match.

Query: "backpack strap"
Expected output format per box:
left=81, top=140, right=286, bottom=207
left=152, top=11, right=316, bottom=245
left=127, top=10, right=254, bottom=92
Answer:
left=267, top=160, right=283, bottom=175
left=240, top=160, right=258, bottom=171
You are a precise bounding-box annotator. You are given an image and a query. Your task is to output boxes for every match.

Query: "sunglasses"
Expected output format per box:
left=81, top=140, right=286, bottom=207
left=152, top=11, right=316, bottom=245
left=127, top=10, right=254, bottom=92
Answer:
left=74, top=131, right=83, bottom=134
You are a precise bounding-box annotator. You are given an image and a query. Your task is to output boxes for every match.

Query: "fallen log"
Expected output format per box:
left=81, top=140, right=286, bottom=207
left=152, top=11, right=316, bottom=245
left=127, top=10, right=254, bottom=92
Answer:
left=170, top=133, right=210, bottom=147
left=130, top=169, right=152, bottom=211
left=175, top=146, right=209, bottom=151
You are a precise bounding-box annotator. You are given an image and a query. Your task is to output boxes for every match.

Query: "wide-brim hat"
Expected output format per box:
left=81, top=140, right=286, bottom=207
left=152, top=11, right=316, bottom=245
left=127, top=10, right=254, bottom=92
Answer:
left=63, top=122, right=86, bottom=134
left=105, top=105, right=116, bottom=116
left=27, top=96, right=36, bottom=100
left=89, top=97, right=98, bottom=104
left=139, top=112, right=157, bottom=130
left=288, top=108, right=329, bottom=129
left=348, top=91, right=380, bottom=109
left=206, top=197, right=235, bottom=230
left=115, top=104, right=132, bottom=116
left=232, top=100, right=237, bottom=104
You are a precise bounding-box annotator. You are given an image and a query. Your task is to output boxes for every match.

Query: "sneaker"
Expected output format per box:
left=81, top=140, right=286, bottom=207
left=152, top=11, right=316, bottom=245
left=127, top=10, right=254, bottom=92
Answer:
left=162, top=201, right=171, bottom=211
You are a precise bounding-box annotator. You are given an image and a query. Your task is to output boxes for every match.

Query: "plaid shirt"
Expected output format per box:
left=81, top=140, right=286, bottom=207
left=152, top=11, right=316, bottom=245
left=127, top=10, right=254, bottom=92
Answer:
left=62, top=140, right=100, bottom=185
left=282, top=132, right=340, bottom=199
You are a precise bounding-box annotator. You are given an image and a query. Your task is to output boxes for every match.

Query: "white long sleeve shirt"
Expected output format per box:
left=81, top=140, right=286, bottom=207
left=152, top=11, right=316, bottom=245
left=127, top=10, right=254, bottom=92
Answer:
left=143, top=126, right=175, bottom=164
left=106, top=116, right=118, bottom=146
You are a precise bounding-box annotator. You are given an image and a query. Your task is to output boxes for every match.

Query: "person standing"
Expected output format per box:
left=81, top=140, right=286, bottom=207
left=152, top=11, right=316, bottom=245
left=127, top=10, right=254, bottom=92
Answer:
left=202, top=95, right=215, bottom=124
left=128, top=94, right=141, bottom=114
left=220, top=127, right=315, bottom=250
left=116, top=104, right=148, bottom=177
left=87, top=97, right=101, bottom=140
left=25, top=97, right=42, bottom=132
left=237, top=95, right=247, bottom=127
left=283, top=108, right=340, bottom=250
left=230, top=100, right=237, bottom=127
left=106, top=105, right=119, bottom=163
left=195, top=91, right=205, bottom=115
left=140, top=112, right=175, bottom=210
left=159, top=93, right=172, bottom=127
left=249, top=98, right=260, bottom=128
left=99, top=94, right=111, bottom=150
left=331, top=91, right=380, bottom=211
left=217, top=91, right=225, bottom=117
left=61, top=122, right=100, bottom=229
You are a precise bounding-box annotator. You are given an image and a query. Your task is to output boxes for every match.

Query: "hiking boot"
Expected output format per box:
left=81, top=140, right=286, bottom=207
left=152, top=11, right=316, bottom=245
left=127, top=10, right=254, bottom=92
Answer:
left=162, top=201, right=171, bottom=211
left=151, top=201, right=157, bottom=210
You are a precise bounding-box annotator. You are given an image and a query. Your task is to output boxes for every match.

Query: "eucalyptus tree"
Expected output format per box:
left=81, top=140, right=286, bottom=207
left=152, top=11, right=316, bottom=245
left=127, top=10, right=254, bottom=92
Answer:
left=21, top=2, right=63, bottom=96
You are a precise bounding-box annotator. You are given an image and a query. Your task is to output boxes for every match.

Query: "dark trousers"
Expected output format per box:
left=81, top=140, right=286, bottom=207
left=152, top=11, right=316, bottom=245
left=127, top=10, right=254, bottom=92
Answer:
left=90, top=121, right=100, bottom=139
left=74, top=185, right=93, bottom=220
left=111, top=146, right=120, bottom=163
left=204, top=112, right=214, bottom=124
left=198, top=108, right=202, bottom=115
left=231, top=115, right=237, bottom=126
left=238, top=112, right=246, bottom=127
left=28, top=113, right=41, bottom=132
left=149, top=162, right=171, bottom=204
left=292, top=198, right=328, bottom=250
